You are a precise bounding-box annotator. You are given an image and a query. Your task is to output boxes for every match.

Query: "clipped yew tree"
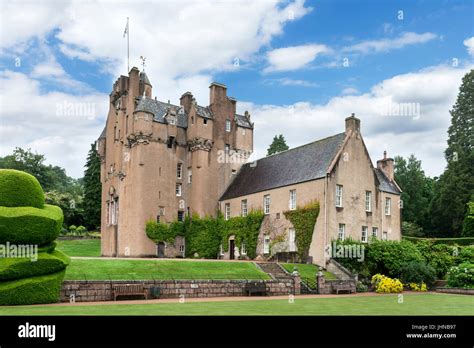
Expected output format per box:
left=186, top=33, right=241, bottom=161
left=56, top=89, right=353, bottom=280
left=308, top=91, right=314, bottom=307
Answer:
left=0, top=169, right=70, bottom=305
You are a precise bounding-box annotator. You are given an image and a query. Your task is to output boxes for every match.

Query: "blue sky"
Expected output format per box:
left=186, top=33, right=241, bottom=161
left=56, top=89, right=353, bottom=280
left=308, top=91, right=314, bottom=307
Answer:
left=0, top=0, right=473, bottom=178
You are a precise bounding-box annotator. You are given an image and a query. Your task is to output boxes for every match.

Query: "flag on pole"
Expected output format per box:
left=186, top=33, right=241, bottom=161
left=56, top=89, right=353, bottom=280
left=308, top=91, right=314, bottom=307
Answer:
left=123, top=18, right=129, bottom=38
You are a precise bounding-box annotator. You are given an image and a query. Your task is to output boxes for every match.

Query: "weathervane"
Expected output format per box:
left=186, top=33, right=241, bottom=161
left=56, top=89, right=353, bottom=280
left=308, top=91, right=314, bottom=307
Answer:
left=140, top=56, right=146, bottom=72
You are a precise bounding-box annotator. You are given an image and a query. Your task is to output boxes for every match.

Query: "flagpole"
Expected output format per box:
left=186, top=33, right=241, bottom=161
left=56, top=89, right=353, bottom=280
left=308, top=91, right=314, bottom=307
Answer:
left=126, top=17, right=129, bottom=73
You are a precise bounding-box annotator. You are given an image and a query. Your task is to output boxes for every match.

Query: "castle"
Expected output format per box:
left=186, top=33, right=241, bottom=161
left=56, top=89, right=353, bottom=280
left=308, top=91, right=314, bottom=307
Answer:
left=97, top=67, right=401, bottom=265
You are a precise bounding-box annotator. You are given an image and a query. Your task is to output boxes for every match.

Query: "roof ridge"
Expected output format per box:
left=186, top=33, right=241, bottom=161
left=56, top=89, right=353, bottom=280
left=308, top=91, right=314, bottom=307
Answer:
left=258, top=132, right=345, bottom=161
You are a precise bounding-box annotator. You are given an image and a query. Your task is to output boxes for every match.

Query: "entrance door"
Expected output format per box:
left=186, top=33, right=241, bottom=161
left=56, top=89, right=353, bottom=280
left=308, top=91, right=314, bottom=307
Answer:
left=229, top=240, right=235, bottom=260
left=157, top=242, right=165, bottom=258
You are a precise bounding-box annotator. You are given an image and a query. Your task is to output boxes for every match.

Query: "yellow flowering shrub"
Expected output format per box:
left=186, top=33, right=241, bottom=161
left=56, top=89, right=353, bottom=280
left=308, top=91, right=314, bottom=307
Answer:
left=407, top=282, right=427, bottom=292
left=371, top=273, right=403, bottom=293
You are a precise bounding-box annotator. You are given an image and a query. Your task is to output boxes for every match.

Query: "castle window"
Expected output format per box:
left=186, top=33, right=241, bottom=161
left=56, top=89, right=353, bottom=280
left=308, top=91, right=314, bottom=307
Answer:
left=382, top=231, right=388, bottom=240
left=225, top=144, right=230, bottom=153
left=263, top=195, right=271, bottom=215
left=177, top=211, right=184, bottom=222
left=203, top=118, right=208, bottom=125
left=289, top=189, right=296, bottom=210
left=225, top=203, right=231, bottom=220
left=107, top=198, right=119, bottom=226
left=159, top=206, right=165, bottom=216
left=241, top=199, right=248, bottom=217
left=242, top=129, right=246, bottom=135
left=188, top=168, right=192, bottom=184
left=372, top=227, right=378, bottom=239
left=361, top=226, right=368, bottom=243
left=167, top=136, right=175, bottom=148
left=179, top=245, right=185, bottom=253
left=191, top=116, right=194, bottom=125
left=263, top=235, right=270, bottom=254
left=156, top=215, right=160, bottom=223
left=241, top=242, right=246, bottom=255
left=338, top=224, right=345, bottom=241
left=385, top=197, right=391, bottom=216
left=168, top=116, right=176, bottom=125
left=177, top=163, right=183, bottom=179
left=226, top=120, right=231, bottom=132
left=365, top=191, right=372, bottom=212
left=176, top=183, right=182, bottom=196
left=336, top=185, right=343, bottom=208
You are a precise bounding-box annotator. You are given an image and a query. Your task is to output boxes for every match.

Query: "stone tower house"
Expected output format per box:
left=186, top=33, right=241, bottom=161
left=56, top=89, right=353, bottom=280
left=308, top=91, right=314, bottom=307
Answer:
left=97, top=67, right=253, bottom=257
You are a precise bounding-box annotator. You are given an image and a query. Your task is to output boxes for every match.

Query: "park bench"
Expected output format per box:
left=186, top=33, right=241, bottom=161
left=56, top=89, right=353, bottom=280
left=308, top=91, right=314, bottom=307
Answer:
left=333, top=283, right=355, bottom=294
left=243, top=282, right=267, bottom=296
left=112, top=284, right=148, bottom=301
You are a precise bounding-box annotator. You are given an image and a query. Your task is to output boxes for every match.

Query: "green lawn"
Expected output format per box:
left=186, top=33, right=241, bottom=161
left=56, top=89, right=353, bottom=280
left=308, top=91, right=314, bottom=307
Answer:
left=65, top=258, right=270, bottom=280
left=281, top=263, right=336, bottom=280
left=56, top=238, right=101, bottom=257
left=0, top=293, right=472, bottom=316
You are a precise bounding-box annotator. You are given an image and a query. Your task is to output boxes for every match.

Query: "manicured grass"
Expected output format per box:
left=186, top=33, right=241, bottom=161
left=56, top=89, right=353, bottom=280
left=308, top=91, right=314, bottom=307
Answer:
left=281, top=263, right=336, bottom=280
left=56, top=239, right=101, bottom=257
left=0, top=293, right=472, bottom=316
left=65, top=259, right=270, bottom=280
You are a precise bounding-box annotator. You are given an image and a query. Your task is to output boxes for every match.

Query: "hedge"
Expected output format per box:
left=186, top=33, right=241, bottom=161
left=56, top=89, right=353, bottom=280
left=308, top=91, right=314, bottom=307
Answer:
left=403, top=236, right=474, bottom=246
left=0, top=249, right=70, bottom=281
left=0, top=205, right=63, bottom=246
left=0, top=169, right=44, bottom=208
left=0, top=270, right=66, bottom=305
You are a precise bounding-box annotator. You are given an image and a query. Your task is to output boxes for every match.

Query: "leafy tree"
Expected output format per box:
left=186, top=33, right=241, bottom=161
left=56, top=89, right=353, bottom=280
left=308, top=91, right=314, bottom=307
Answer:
left=266, top=134, right=289, bottom=156
left=429, top=70, right=474, bottom=236
left=462, top=202, right=474, bottom=237
left=394, top=154, right=433, bottom=233
left=83, top=143, right=102, bottom=230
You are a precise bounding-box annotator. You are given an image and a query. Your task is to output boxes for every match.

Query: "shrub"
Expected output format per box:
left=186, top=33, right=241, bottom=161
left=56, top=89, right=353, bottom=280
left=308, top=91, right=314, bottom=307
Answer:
left=371, top=274, right=403, bottom=293
left=0, top=250, right=69, bottom=281
left=0, top=169, right=44, bottom=208
left=402, top=221, right=424, bottom=237
left=414, top=241, right=455, bottom=279
left=407, top=282, right=427, bottom=292
left=356, top=281, right=368, bottom=293
left=76, top=225, right=87, bottom=234
left=367, top=239, right=424, bottom=278
left=399, top=261, right=436, bottom=288
left=68, top=225, right=77, bottom=233
left=0, top=270, right=66, bottom=305
left=146, top=221, right=177, bottom=243
left=457, top=246, right=474, bottom=265
left=403, top=236, right=474, bottom=246
left=0, top=205, right=63, bottom=246
left=446, top=262, right=474, bottom=288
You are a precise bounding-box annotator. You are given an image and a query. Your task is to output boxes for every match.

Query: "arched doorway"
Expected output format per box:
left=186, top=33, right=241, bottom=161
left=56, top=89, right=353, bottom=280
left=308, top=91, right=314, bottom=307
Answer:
left=157, top=242, right=165, bottom=258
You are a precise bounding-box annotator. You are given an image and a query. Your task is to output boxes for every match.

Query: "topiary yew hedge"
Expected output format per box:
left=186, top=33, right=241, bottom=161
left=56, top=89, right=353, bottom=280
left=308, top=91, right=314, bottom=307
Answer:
left=0, top=169, right=69, bottom=305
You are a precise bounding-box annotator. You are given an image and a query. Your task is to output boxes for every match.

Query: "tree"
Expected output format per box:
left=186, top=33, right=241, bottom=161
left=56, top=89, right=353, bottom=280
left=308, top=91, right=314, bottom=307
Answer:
left=267, top=134, right=289, bottom=156
left=429, top=70, right=474, bottom=236
left=394, top=154, right=433, bottom=233
left=462, top=202, right=474, bottom=237
left=83, top=143, right=102, bottom=230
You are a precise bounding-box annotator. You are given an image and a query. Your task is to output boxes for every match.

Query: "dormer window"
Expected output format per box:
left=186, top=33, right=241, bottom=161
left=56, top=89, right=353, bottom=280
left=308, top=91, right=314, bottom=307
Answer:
left=168, top=116, right=176, bottom=125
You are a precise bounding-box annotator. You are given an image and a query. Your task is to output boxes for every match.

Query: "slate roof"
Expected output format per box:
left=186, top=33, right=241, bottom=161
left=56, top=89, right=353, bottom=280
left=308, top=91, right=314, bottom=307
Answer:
left=374, top=169, right=401, bottom=194
left=140, top=71, right=151, bottom=85
left=135, top=97, right=187, bottom=128
left=235, top=114, right=253, bottom=129
left=220, top=133, right=346, bottom=200
left=195, top=104, right=213, bottom=119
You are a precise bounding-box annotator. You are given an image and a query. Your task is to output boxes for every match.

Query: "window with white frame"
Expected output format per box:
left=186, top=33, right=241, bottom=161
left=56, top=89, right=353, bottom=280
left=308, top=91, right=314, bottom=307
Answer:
left=288, top=228, right=296, bottom=252
left=372, top=227, right=378, bottom=239
left=241, top=242, right=246, bottom=255
left=382, top=231, right=388, bottom=240
left=176, top=183, right=182, bottom=196
left=263, top=235, right=270, bottom=254
left=365, top=191, right=372, bottom=212
left=263, top=195, right=271, bottom=215
left=385, top=197, right=391, bottom=216
left=361, top=226, right=368, bottom=243
left=177, top=163, right=182, bottom=179
left=225, top=203, right=231, bottom=220
left=179, top=245, right=185, bottom=253
left=219, top=243, right=224, bottom=255
left=168, top=116, right=176, bottom=125
left=187, top=167, right=192, bottom=184
left=225, top=119, right=231, bottom=132
left=289, top=189, right=296, bottom=210
left=336, top=184, right=343, bottom=207
left=338, top=224, right=345, bottom=241
left=107, top=198, right=119, bottom=226
left=241, top=199, right=248, bottom=217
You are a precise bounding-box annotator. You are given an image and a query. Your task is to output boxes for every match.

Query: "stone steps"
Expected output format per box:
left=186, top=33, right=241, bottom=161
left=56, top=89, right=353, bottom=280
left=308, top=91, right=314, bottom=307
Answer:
left=256, top=262, right=293, bottom=281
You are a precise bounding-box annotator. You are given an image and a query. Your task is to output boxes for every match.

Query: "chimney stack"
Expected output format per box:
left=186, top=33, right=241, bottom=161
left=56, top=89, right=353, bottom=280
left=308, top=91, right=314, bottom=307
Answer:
left=345, top=113, right=361, bottom=135
left=377, top=151, right=394, bottom=181
left=209, top=82, right=227, bottom=105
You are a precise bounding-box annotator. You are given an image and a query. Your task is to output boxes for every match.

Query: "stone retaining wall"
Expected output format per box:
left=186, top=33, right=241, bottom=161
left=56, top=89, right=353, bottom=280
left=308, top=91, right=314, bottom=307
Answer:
left=317, top=276, right=356, bottom=294
left=436, top=287, right=474, bottom=295
left=60, top=279, right=296, bottom=302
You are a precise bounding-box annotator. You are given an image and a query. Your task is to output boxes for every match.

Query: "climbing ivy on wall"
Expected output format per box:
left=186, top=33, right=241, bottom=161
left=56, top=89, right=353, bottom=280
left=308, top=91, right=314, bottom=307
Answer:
left=283, top=200, right=320, bottom=261
left=146, top=210, right=264, bottom=259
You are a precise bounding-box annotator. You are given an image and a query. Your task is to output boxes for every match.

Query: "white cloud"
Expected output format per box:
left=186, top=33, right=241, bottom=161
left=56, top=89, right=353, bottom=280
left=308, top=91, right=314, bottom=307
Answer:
left=464, top=37, right=474, bottom=57
left=0, top=70, right=108, bottom=178
left=264, top=44, right=331, bottom=73
left=264, top=78, right=318, bottom=87
left=341, top=87, right=359, bottom=95
left=344, top=32, right=438, bottom=54
left=238, top=64, right=471, bottom=177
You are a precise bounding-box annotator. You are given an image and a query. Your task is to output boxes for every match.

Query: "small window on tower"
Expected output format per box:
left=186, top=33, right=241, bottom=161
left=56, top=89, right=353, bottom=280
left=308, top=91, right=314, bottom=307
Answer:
left=226, top=120, right=231, bottom=132
left=177, top=211, right=184, bottom=222
left=203, top=118, right=208, bottom=125
left=167, top=136, right=175, bottom=149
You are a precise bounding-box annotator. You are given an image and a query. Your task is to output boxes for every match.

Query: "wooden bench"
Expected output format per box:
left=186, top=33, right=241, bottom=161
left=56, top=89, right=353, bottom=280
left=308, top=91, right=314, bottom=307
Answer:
left=334, top=285, right=355, bottom=294
left=113, top=284, right=148, bottom=301
left=243, top=282, right=267, bottom=296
